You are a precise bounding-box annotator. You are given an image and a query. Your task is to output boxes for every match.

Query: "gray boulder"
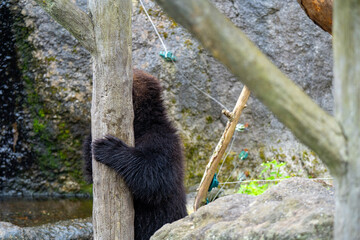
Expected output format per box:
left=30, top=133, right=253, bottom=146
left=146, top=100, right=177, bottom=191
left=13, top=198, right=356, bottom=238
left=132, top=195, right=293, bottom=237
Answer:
left=0, top=218, right=92, bottom=240
left=152, top=178, right=334, bottom=240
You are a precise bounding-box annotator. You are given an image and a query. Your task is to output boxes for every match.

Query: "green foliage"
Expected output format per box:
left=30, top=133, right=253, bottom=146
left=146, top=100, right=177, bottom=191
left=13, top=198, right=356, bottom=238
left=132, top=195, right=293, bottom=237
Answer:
left=238, top=159, right=290, bottom=196
left=33, top=118, right=46, bottom=133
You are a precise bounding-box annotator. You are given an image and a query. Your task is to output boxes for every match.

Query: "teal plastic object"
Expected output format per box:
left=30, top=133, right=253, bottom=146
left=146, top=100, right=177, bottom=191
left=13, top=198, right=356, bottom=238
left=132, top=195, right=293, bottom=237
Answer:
left=239, top=150, right=249, bottom=160
left=159, top=51, right=176, bottom=62
left=208, top=173, right=219, bottom=192
left=235, top=123, right=248, bottom=132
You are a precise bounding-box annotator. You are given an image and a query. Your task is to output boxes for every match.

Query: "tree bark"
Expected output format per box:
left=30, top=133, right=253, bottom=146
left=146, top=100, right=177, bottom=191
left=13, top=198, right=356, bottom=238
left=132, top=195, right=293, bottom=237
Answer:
left=154, top=0, right=346, bottom=177
left=88, top=0, right=134, bottom=239
left=297, top=0, right=333, bottom=34
left=333, top=0, right=360, bottom=238
left=33, top=0, right=95, bottom=53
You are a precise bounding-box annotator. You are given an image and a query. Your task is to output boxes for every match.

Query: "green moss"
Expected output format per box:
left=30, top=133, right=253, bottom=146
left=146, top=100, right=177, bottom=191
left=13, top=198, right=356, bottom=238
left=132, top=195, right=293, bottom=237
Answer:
left=302, top=151, right=309, bottom=161
left=181, top=108, right=192, bottom=114
left=71, top=44, right=79, bottom=54
left=169, top=18, right=178, bottom=29
left=79, top=183, right=93, bottom=195
left=147, top=8, right=161, bottom=17
left=44, top=56, right=56, bottom=63
left=184, top=39, right=193, bottom=48
left=270, top=147, right=286, bottom=162
left=33, top=119, right=46, bottom=133
left=38, top=109, right=45, bottom=118
left=162, top=32, right=168, bottom=39
left=198, top=46, right=204, bottom=54
left=13, top=16, right=89, bottom=193
left=182, top=136, right=215, bottom=188
left=206, top=116, right=213, bottom=124
left=259, top=147, right=266, bottom=161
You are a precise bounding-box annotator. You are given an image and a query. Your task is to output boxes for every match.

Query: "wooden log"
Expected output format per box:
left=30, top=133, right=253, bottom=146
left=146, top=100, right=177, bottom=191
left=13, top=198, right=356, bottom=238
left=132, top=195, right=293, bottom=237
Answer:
left=89, top=0, right=135, bottom=239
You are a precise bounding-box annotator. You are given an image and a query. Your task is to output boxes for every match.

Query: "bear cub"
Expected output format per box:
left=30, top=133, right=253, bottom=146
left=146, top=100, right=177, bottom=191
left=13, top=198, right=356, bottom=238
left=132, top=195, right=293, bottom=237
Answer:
left=83, top=69, right=187, bottom=240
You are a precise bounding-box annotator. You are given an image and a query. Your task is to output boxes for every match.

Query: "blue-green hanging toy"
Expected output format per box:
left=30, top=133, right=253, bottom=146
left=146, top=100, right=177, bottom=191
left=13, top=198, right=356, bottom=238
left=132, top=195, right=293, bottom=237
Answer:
left=208, top=173, right=219, bottom=192
left=206, top=173, right=219, bottom=204
left=239, top=149, right=249, bottom=160
left=235, top=123, right=249, bottom=132
left=159, top=51, right=176, bottom=62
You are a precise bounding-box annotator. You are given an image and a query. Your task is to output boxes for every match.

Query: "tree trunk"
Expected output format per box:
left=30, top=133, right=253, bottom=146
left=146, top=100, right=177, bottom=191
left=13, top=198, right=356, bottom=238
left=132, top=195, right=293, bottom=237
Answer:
left=88, top=0, right=134, bottom=239
left=297, top=0, right=333, bottom=34
left=333, top=0, right=360, bottom=238
left=33, top=0, right=135, bottom=238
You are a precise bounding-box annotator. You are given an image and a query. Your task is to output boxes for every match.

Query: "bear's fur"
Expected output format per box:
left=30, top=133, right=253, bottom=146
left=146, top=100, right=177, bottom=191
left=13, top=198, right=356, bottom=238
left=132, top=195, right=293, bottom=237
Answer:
left=83, top=69, right=187, bottom=240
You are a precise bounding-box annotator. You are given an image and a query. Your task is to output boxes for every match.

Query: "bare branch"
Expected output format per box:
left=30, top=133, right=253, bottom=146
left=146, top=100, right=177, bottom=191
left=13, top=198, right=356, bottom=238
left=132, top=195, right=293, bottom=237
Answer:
left=194, top=86, right=250, bottom=211
left=34, top=0, right=95, bottom=53
left=155, top=0, right=346, bottom=176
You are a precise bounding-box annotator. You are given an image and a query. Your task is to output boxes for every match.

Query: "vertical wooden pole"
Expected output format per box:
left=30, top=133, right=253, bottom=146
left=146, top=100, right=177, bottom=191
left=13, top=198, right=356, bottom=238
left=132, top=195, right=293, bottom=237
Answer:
left=88, top=0, right=134, bottom=239
left=333, top=0, right=360, bottom=239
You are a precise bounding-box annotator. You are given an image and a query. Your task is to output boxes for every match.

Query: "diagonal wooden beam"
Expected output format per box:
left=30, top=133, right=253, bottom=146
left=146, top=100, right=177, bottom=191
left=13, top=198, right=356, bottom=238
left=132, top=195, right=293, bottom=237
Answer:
left=194, top=86, right=250, bottom=211
left=34, top=0, right=96, bottom=53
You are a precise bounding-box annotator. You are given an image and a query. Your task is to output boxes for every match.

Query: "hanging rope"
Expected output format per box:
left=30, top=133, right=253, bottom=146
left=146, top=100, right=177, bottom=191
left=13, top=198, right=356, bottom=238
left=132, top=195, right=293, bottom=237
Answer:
left=138, top=0, right=230, bottom=112
left=139, top=0, right=168, bottom=53
left=217, top=130, right=237, bottom=177
left=220, top=177, right=334, bottom=185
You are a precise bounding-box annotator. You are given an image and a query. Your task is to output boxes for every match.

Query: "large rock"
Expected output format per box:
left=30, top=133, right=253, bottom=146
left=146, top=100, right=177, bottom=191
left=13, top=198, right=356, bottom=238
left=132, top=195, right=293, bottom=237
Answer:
left=152, top=178, right=334, bottom=240
left=3, top=0, right=333, bottom=193
left=0, top=218, right=92, bottom=240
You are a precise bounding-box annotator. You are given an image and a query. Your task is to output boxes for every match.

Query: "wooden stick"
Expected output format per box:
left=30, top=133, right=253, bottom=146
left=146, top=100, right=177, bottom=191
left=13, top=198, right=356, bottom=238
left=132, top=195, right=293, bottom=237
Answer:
left=193, top=86, right=251, bottom=211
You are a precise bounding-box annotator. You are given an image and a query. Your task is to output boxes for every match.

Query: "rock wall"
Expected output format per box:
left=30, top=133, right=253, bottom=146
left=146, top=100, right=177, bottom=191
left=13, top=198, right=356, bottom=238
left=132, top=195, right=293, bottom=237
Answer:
left=3, top=0, right=333, bottom=194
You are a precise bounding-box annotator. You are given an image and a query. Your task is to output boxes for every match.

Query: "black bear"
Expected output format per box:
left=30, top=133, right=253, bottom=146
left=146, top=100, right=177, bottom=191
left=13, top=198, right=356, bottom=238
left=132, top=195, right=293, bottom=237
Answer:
left=83, top=69, right=187, bottom=240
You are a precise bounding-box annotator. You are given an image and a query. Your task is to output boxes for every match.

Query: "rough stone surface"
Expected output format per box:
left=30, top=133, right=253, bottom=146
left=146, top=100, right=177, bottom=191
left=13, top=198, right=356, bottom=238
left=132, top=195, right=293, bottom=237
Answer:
left=0, top=222, right=23, bottom=239
left=151, top=178, right=334, bottom=240
left=3, top=0, right=333, bottom=193
left=0, top=218, right=92, bottom=240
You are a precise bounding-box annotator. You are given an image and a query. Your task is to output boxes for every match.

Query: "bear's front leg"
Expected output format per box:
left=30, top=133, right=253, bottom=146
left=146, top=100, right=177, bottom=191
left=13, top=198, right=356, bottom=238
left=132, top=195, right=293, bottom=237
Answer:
left=92, top=135, right=132, bottom=174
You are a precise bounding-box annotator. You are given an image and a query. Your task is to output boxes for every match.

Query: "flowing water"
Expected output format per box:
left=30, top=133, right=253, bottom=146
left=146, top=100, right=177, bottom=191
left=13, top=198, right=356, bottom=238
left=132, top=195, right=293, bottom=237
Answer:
left=0, top=0, right=32, bottom=185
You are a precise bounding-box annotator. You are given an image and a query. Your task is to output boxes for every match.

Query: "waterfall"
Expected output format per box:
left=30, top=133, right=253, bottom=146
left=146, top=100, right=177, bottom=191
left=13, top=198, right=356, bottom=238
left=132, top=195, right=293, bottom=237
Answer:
left=0, top=0, right=32, bottom=186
